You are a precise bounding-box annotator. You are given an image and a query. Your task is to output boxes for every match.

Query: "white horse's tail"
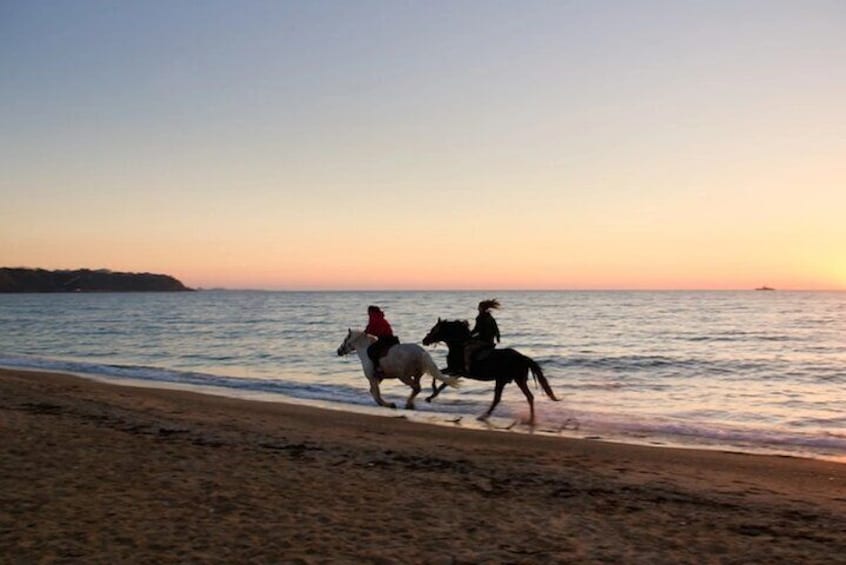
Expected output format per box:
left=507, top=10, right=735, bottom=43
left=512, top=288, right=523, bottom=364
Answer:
left=423, top=352, right=459, bottom=388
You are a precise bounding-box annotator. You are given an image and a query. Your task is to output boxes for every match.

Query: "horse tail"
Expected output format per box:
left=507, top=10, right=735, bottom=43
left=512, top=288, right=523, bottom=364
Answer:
left=527, top=357, right=559, bottom=401
left=423, top=352, right=460, bottom=388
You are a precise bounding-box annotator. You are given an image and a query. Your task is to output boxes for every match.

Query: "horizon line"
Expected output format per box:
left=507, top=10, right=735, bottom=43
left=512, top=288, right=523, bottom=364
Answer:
left=192, top=287, right=844, bottom=293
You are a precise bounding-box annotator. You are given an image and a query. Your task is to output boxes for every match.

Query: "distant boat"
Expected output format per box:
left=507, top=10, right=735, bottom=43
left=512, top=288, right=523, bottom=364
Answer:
left=755, top=285, right=775, bottom=291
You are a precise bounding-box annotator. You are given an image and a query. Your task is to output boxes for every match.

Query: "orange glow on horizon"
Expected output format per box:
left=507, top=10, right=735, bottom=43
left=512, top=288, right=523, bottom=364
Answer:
left=175, top=262, right=846, bottom=292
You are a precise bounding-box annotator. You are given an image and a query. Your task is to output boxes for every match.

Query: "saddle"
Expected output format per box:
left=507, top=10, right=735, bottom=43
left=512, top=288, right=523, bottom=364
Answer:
left=369, top=335, right=400, bottom=362
left=471, top=346, right=494, bottom=363
left=463, top=339, right=495, bottom=374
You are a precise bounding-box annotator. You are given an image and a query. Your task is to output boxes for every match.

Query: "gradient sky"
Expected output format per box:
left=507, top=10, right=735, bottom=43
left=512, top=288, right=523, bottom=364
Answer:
left=2, top=1, right=844, bottom=290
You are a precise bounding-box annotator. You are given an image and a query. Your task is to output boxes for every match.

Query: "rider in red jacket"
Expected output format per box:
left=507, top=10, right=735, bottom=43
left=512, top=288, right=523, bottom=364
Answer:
left=365, top=306, right=394, bottom=338
left=365, top=306, right=399, bottom=380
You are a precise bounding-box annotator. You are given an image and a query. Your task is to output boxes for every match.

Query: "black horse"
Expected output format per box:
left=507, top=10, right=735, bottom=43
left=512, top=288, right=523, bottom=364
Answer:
left=422, top=318, right=559, bottom=423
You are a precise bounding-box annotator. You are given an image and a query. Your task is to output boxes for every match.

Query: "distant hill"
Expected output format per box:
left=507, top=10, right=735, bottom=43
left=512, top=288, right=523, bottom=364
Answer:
left=0, top=268, right=193, bottom=293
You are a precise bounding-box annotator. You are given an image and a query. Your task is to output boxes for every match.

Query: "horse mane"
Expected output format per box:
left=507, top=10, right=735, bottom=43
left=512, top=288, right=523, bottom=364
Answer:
left=440, top=319, right=471, bottom=338
left=350, top=328, right=374, bottom=340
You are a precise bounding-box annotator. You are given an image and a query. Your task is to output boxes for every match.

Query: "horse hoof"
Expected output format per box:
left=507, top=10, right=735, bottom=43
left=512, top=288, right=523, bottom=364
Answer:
left=388, top=403, right=397, bottom=409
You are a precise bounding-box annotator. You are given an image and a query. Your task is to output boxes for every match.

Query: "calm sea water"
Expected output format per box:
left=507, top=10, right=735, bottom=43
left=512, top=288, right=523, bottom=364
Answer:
left=1, top=290, right=844, bottom=461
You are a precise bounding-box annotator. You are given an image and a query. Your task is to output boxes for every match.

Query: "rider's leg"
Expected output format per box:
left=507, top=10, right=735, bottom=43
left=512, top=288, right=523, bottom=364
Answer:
left=464, top=342, right=483, bottom=376
left=367, top=342, right=384, bottom=380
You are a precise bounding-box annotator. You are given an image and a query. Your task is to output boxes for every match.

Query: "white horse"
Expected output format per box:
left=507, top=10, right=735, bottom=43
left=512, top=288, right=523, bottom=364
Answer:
left=336, top=329, right=459, bottom=409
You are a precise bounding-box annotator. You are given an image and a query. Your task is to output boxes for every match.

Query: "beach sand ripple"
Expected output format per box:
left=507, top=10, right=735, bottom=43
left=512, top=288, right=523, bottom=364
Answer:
left=1, top=368, right=844, bottom=563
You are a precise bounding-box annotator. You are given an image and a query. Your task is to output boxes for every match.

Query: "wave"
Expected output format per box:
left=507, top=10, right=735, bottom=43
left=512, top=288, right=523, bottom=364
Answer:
left=0, top=355, right=363, bottom=407
left=544, top=409, right=846, bottom=461
left=3, top=354, right=843, bottom=463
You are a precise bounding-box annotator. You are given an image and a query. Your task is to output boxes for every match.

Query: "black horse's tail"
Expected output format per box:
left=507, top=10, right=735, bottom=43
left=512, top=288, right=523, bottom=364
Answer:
left=527, top=357, right=559, bottom=401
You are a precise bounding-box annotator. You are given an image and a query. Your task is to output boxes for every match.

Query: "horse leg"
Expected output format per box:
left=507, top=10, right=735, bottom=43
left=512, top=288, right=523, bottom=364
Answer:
left=479, top=379, right=506, bottom=421
left=426, top=380, right=448, bottom=403
left=405, top=375, right=422, bottom=409
left=368, top=377, right=396, bottom=409
left=515, top=376, right=535, bottom=425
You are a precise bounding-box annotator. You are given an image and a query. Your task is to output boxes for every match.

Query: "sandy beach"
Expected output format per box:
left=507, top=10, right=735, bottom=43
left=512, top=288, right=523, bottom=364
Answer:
left=1, top=368, right=844, bottom=563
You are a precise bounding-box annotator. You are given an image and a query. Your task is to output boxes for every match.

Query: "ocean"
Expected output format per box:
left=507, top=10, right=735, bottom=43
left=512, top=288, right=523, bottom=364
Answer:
left=1, top=290, right=844, bottom=462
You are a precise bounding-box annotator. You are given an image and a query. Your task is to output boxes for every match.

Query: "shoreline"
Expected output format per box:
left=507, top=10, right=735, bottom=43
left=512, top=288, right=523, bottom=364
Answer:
left=3, top=362, right=843, bottom=464
left=2, top=367, right=845, bottom=562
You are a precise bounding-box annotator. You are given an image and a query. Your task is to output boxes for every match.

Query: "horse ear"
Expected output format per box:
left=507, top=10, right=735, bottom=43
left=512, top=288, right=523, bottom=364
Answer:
left=438, top=317, right=441, bottom=322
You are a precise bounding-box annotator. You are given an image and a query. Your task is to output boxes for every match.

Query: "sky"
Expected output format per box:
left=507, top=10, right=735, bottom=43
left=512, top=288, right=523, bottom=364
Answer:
left=2, top=1, right=844, bottom=290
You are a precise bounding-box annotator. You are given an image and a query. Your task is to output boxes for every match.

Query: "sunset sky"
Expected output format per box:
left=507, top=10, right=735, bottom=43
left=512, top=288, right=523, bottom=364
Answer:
left=2, top=1, right=844, bottom=290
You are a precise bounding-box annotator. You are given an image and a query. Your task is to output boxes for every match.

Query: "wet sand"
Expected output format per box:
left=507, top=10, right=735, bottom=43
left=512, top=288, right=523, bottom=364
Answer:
left=1, top=367, right=844, bottom=563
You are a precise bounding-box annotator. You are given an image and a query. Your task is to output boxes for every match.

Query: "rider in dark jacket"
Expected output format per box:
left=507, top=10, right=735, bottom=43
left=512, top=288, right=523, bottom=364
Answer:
left=465, top=299, right=501, bottom=373
left=470, top=299, right=501, bottom=345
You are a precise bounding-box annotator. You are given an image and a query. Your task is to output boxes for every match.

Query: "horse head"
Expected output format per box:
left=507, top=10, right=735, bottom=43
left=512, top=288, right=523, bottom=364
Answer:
left=337, top=328, right=377, bottom=356
left=336, top=329, right=354, bottom=356
left=421, top=318, right=441, bottom=346
left=422, top=318, right=470, bottom=345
